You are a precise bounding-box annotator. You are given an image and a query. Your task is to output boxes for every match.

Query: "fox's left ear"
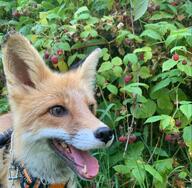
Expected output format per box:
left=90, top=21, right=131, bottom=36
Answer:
left=79, top=48, right=102, bottom=90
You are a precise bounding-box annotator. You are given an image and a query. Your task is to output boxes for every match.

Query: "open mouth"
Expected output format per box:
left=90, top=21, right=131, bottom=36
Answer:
left=49, top=139, right=99, bottom=180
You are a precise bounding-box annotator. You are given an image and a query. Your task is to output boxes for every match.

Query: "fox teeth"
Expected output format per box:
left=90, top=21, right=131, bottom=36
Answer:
left=82, top=165, right=87, bottom=174
left=60, top=142, right=67, bottom=148
left=66, top=147, right=71, bottom=153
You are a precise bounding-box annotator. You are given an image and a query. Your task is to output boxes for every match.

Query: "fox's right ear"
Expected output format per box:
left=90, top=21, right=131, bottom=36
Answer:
left=2, top=32, right=51, bottom=89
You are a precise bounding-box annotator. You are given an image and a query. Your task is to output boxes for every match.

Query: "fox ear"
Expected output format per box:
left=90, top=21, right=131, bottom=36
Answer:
left=2, top=32, right=50, bottom=89
left=79, top=48, right=102, bottom=90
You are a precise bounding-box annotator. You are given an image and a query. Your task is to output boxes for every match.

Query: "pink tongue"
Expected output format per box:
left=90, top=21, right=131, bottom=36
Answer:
left=69, top=146, right=99, bottom=179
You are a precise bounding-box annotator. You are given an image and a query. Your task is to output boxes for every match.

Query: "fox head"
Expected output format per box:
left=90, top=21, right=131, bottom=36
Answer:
left=2, top=32, right=113, bottom=184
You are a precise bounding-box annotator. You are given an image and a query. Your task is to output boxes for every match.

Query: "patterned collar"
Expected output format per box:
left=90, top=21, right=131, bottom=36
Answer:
left=0, top=129, right=66, bottom=188
left=9, top=160, right=67, bottom=188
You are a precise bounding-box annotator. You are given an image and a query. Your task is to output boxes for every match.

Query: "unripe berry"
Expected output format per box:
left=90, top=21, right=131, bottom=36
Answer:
left=182, top=60, right=187, bottom=65
left=175, top=119, right=182, bottom=127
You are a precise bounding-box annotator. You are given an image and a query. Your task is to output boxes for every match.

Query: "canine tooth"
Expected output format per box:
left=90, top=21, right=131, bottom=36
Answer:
left=82, top=165, right=87, bottom=174
left=66, top=147, right=71, bottom=153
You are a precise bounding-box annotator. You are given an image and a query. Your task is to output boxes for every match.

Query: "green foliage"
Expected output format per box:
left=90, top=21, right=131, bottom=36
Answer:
left=0, top=0, right=192, bottom=187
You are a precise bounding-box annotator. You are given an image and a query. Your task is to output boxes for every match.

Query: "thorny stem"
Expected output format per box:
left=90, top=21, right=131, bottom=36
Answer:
left=129, top=0, right=135, bottom=35
left=123, top=95, right=136, bottom=157
left=147, top=137, right=160, bottom=163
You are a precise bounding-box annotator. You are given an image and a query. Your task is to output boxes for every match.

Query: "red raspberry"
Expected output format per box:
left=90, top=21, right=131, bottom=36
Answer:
left=57, top=49, right=63, bottom=56
left=129, top=134, right=137, bottom=144
left=165, top=134, right=172, bottom=142
left=170, top=2, right=177, bottom=6
left=44, top=51, right=49, bottom=59
left=118, top=136, right=127, bottom=143
left=124, top=75, right=132, bottom=83
left=51, top=55, right=58, bottom=64
left=172, top=53, right=179, bottom=61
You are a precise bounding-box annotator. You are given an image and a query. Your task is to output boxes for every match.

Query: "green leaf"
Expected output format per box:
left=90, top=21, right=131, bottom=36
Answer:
left=107, top=84, right=118, bottom=95
left=160, top=115, right=177, bottom=132
left=139, top=66, right=151, bottom=79
left=123, top=53, right=138, bottom=64
left=78, top=13, right=90, bottom=20
left=132, top=0, right=149, bottom=21
left=151, top=78, right=171, bottom=93
left=180, top=104, right=192, bottom=120
left=134, top=47, right=152, bottom=62
left=74, top=6, right=89, bottom=15
left=177, top=62, right=192, bottom=77
left=111, top=57, right=122, bottom=65
left=121, top=85, right=142, bottom=96
left=96, top=75, right=105, bottom=87
left=98, top=62, right=113, bottom=72
left=113, top=66, right=123, bottom=77
left=162, top=59, right=177, bottom=72
left=145, top=115, right=165, bottom=124
left=154, top=158, right=173, bottom=174
left=144, top=164, right=163, bottom=183
left=149, top=11, right=174, bottom=21
left=113, top=165, right=130, bottom=174
left=170, top=46, right=187, bottom=53
left=53, top=42, right=70, bottom=52
left=131, top=99, right=156, bottom=119
left=132, top=167, right=145, bottom=185
left=141, top=29, right=162, bottom=40
left=183, top=125, right=192, bottom=151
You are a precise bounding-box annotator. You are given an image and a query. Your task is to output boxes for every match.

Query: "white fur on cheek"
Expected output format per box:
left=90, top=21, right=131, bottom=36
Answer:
left=69, top=128, right=113, bottom=151
left=22, top=128, right=71, bottom=143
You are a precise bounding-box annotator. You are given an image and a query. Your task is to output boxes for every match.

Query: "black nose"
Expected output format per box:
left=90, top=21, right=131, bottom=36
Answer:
left=94, top=127, right=113, bottom=144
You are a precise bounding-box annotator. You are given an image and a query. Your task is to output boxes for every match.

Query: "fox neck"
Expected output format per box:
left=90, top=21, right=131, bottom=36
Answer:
left=13, top=138, right=74, bottom=184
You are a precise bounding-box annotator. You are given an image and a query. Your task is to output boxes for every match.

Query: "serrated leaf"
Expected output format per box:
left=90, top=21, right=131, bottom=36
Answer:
left=140, top=66, right=151, bottom=79
left=141, top=29, right=162, bottom=40
left=145, top=115, right=165, bottom=124
left=98, top=62, right=113, bottom=72
left=177, top=63, right=192, bottom=76
left=170, top=46, right=187, bottom=53
left=111, top=57, right=122, bottom=65
left=154, top=158, right=173, bottom=174
left=131, top=99, right=156, bottom=119
left=183, top=126, right=192, bottom=151
left=132, top=0, right=149, bottom=21
left=113, top=165, right=130, bottom=174
left=144, top=164, right=163, bottom=183
left=160, top=115, right=177, bottom=132
left=180, top=104, right=192, bottom=120
left=162, top=59, right=177, bottom=72
left=107, top=84, right=118, bottom=95
left=121, top=85, right=142, bottom=96
left=123, top=53, right=138, bottom=64
left=113, top=66, right=123, bottom=77
left=151, top=78, right=171, bottom=93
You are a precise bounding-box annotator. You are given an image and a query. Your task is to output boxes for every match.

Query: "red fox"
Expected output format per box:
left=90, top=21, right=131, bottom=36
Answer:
left=0, top=32, right=113, bottom=188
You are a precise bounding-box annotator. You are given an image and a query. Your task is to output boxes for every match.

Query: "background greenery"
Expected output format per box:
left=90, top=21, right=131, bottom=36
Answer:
left=0, top=0, right=192, bottom=187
